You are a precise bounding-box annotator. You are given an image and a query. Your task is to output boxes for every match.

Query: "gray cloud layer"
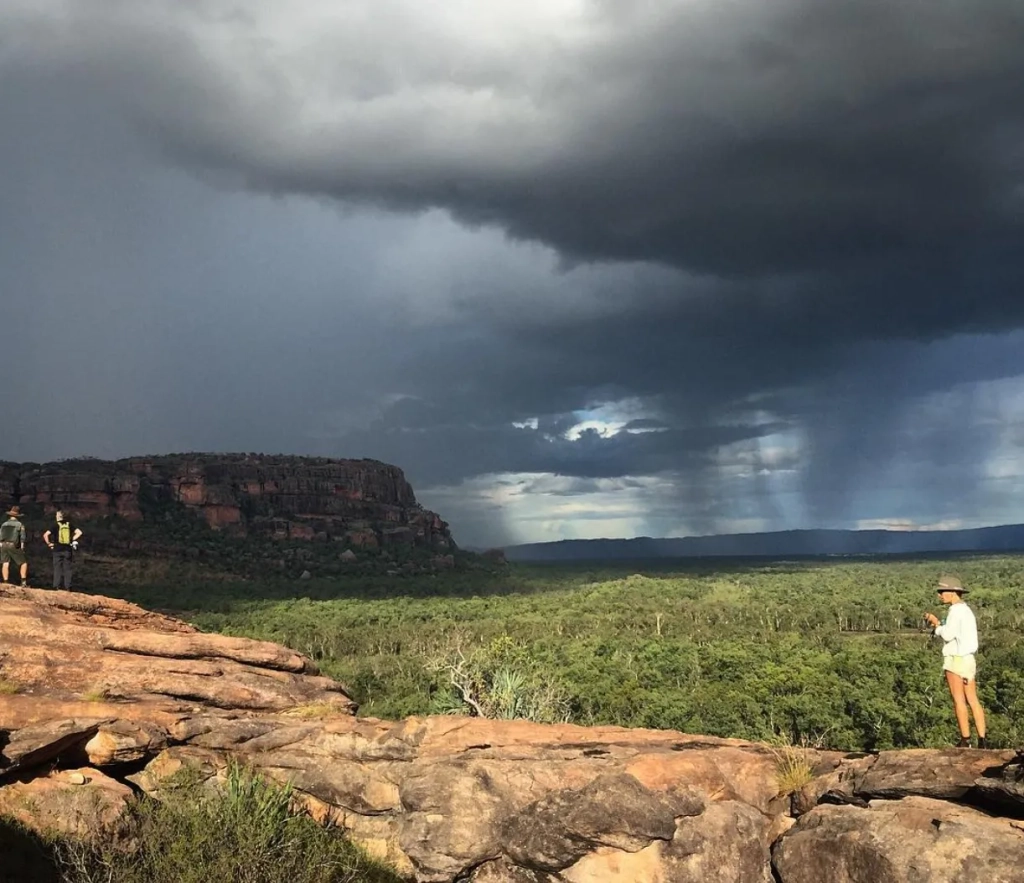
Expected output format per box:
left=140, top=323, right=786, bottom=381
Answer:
left=9, top=1, right=1024, bottom=275
left=3, top=1, right=1024, bottom=544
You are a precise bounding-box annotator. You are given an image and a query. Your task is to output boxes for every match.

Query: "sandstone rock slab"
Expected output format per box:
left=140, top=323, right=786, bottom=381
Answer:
left=0, top=585, right=356, bottom=714
left=773, top=795, right=1024, bottom=883
left=856, top=748, right=1018, bottom=802
left=0, top=767, right=132, bottom=839
left=561, top=800, right=774, bottom=883
left=499, top=772, right=698, bottom=873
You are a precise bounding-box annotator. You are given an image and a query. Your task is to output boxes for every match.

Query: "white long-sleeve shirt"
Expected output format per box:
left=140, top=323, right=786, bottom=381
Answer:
left=933, top=602, right=979, bottom=657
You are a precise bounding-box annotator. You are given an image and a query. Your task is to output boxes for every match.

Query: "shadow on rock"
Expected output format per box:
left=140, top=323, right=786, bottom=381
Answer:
left=0, top=815, right=61, bottom=883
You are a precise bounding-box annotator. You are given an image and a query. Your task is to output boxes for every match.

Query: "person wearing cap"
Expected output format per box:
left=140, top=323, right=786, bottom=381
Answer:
left=923, top=575, right=987, bottom=748
left=0, top=505, right=30, bottom=587
left=42, top=509, right=83, bottom=591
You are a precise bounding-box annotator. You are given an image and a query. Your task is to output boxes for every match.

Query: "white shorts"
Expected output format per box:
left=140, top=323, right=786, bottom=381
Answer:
left=943, top=654, right=977, bottom=681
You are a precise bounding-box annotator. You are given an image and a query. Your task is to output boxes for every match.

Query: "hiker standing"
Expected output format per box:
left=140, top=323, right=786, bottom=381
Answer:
left=42, top=509, right=83, bottom=591
left=924, top=574, right=988, bottom=748
left=0, top=505, right=30, bottom=587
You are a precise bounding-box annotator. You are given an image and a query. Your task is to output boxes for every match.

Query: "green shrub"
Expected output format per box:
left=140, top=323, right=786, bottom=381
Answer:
left=56, top=763, right=401, bottom=883
left=425, top=637, right=573, bottom=723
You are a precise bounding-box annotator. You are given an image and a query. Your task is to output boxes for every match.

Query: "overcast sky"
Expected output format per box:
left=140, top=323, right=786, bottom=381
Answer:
left=2, top=1, right=1024, bottom=548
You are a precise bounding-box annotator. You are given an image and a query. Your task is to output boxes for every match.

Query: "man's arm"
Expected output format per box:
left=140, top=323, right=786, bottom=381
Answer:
left=72, top=527, right=83, bottom=542
left=42, top=529, right=53, bottom=547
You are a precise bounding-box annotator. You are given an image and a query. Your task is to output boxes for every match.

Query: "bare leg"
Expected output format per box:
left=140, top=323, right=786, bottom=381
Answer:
left=20, top=563, right=28, bottom=582
left=1, top=562, right=7, bottom=583
left=945, top=670, right=971, bottom=739
left=963, top=678, right=987, bottom=738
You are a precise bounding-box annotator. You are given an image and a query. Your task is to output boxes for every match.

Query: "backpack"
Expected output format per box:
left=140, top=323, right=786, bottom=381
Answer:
left=57, top=520, right=72, bottom=545
left=0, top=520, right=19, bottom=543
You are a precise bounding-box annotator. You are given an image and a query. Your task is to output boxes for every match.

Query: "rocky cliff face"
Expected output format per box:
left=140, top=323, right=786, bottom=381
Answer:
left=2, top=585, right=1023, bottom=883
left=0, top=454, right=453, bottom=550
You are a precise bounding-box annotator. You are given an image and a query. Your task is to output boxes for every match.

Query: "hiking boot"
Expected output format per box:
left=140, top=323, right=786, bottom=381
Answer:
left=20, top=580, right=28, bottom=588
left=957, top=737, right=971, bottom=748
left=978, top=737, right=989, bottom=749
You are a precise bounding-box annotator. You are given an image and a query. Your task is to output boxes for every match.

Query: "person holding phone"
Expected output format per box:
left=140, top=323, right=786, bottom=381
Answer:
left=924, top=575, right=987, bottom=748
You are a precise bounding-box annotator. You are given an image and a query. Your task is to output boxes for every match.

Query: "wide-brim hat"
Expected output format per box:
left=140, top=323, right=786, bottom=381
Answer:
left=6, top=506, right=22, bottom=518
left=936, top=574, right=969, bottom=595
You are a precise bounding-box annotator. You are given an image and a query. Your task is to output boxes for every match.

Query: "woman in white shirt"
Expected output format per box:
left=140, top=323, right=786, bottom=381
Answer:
left=923, top=575, right=988, bottom=748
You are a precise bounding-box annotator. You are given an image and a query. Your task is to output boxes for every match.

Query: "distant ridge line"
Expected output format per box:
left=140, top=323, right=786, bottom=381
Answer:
left=503, top=524, right=1024, bottom=562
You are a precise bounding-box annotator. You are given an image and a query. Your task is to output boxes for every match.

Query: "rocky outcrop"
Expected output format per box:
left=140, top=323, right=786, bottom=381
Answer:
left=2, top=585, right=1023, bottom=882
left=775, top=797, right=1024, bottom=883
left=0, top=585, right=355, bottom=722
left=0, top=453, right=453, bottom=549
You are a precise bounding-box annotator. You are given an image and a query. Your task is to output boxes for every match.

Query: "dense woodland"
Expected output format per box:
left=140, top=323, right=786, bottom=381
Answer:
left=71, top=520, right=1024, bottom=752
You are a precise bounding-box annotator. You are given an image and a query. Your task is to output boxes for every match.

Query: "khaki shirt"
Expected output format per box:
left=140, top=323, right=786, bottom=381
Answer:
left=0, top=518, right=26, bottom=546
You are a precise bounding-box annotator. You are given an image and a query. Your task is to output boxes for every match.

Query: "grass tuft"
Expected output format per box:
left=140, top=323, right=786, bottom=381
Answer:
left=281, top=702, right=347, bottom=720
left=54, top=762, right=402, bottom=883
left=770, top=745, right=815, bottom=796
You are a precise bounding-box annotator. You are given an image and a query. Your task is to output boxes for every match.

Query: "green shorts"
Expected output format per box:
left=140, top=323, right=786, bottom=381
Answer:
left=0, top=542, right=26, bottom=567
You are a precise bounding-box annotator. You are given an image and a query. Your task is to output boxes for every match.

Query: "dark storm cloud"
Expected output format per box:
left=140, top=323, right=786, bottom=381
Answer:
left=7, top=1, right=1024, bottom=354
left=9, top=1, right=1022, bottom=287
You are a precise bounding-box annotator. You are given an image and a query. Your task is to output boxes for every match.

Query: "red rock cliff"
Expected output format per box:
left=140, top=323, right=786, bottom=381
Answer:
left=0, top=454, right=454, bottom=550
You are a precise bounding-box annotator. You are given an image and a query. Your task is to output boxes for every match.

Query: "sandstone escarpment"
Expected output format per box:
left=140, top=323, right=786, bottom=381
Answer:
left=0, top=453, right=453, bottom=550
left=2, top=585, right=1023, bottom=882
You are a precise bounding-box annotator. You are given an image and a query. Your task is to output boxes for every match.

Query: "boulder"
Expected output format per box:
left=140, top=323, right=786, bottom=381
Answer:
left=0, top=767, right=132, bottom=839
left=499, top=772, right=697, bottom=872
left=773, top=796, right=1024, bottom=883
left=792, top=747, right=1024, bottom=817
left=560, top=800, right=773, bottom=883
left=970, top=752, right=1024, bottom=813
left=856, top=748, right=1018, bottom=803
